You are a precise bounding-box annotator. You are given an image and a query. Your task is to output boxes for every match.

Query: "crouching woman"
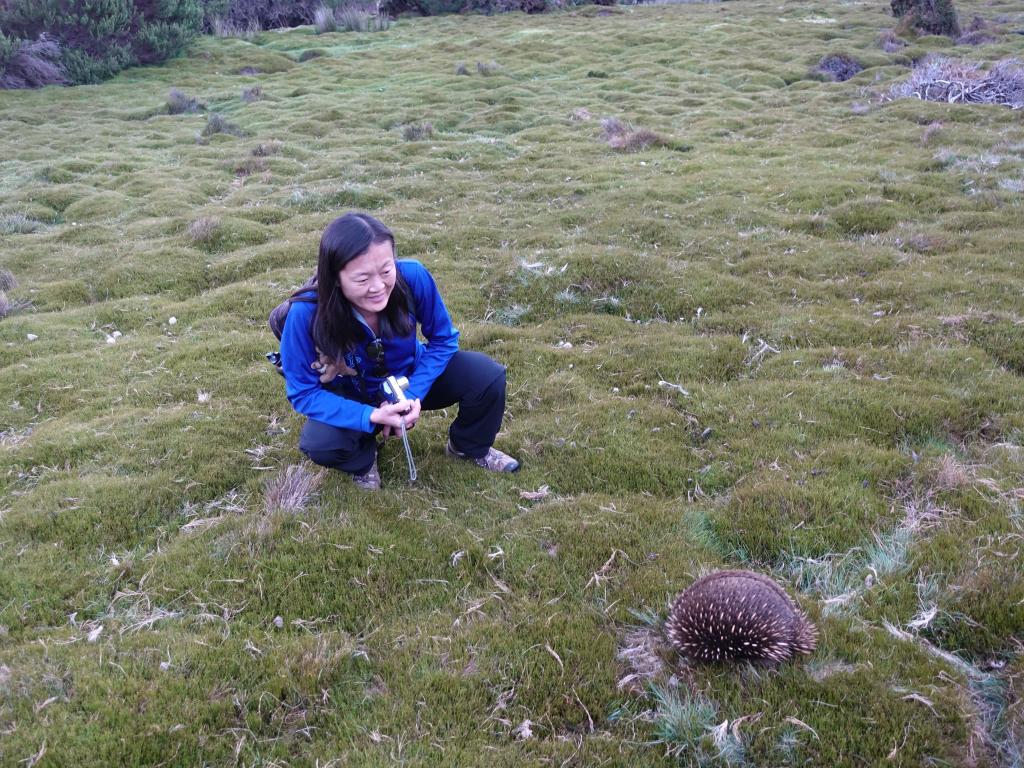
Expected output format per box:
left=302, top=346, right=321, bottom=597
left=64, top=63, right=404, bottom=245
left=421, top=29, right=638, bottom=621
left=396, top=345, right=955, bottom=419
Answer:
left=279, top=212, right=520, bottom=489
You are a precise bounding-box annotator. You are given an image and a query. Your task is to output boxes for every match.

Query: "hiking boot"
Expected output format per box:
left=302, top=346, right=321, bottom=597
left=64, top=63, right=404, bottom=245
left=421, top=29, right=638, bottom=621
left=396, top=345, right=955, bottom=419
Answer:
left=446, top=440, right=520, bottom=473
left=350, top=456, right=381, bottom=490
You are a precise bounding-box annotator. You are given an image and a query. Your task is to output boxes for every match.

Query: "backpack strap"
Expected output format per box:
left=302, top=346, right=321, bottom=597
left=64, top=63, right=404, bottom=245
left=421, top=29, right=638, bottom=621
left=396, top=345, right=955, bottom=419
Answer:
left=268, top=276, right=318, bottom=341
left=267, top=276, right=318, bottom=376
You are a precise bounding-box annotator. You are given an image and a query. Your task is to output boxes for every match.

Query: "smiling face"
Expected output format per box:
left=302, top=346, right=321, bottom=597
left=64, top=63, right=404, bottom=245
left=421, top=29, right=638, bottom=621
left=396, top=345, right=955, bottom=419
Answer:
left=338, top=239, right=397, bottom=318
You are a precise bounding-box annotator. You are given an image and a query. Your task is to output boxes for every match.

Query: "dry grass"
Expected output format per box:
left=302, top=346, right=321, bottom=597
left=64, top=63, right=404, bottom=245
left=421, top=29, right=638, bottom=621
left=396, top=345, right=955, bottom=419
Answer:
left=0, top=213, right=41, bottom=234
left=211, top=17, right=261, bottom=39
left=186, top=216, right=220, bottom=243
left=889, top=56, right=1024, bottom=109
left=314, top=5, right=338, bottom=33
left=617, top=625, right=668, bottom=693
left=402, top=122, right=433, bottom=141
left=0, top=269, right=17, bottom=292
left=264, top=463, right=326, bottom=514
left=933, top=454, right=973, bottom=491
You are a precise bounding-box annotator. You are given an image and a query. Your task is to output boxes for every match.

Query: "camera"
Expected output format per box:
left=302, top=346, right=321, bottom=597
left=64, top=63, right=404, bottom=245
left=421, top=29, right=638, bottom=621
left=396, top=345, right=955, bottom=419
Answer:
left=382, top=375, right=410, bottom=406
left=382, top=375, right=417, bottom=483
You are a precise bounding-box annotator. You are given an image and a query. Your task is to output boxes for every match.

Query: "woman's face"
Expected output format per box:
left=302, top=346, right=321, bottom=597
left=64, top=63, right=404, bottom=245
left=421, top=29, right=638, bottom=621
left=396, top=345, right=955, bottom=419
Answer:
left=338, top=240, right=397, bottom=317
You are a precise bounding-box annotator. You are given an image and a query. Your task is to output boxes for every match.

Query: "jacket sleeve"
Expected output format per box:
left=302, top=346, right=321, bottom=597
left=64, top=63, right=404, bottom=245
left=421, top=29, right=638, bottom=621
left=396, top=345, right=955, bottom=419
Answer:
left=401, top=261, right=459, bottom=401
left=280, top=302, right=375, bottom=433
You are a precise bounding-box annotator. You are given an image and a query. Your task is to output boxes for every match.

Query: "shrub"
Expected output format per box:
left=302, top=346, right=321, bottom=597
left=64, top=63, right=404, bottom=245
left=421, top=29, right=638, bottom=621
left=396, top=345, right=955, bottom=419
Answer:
left=201, top=113, right=244, bottom=137
left=600, top=116, right=672, bottom=152
left=0, top=0, right=202, bottom=87
left=958, top=16, right=998, bottom=46
left=878, top=29, right=908, bottom=52
left=0, top=270, right=31, bottom=320
left=299, top=48, right=327, bottom=62
left=891, top=0, right=960, bottom=38
left=167, top=87, right=204, bottom=114
left=0, top=33, right=67, bottom=89
left=817, top=53, right=863, bottom=82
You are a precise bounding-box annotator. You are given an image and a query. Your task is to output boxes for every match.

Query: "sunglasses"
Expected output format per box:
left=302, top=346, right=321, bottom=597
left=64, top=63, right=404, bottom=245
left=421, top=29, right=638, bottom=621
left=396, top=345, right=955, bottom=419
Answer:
left=367, top=338, right=387, bottom=377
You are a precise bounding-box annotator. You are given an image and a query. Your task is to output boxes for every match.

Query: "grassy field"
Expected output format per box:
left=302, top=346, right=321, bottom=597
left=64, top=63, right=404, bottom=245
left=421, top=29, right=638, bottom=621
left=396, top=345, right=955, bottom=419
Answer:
left=2, top=0, right=1024, bottom=764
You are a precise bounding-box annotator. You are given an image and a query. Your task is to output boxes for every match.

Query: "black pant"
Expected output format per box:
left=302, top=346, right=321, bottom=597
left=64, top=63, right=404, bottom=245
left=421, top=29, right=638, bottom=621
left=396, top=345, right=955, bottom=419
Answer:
left=299, top=350, right=507, bottom=474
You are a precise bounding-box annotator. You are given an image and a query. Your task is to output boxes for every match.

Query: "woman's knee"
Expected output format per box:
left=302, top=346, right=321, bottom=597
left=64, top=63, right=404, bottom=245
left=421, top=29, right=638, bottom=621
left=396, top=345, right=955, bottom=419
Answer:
left=299, top=420, right=372, bottom=470
left=467, top=355, right=506, bottom=403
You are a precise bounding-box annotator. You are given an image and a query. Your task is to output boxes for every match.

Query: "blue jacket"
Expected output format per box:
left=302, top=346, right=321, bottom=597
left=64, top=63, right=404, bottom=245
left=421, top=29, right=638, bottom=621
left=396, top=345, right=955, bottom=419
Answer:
left=280, top=259, right=459, bottom=433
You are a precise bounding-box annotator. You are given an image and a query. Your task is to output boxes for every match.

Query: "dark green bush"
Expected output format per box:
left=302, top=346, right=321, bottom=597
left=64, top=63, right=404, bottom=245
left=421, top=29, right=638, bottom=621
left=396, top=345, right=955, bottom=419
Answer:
left=891, top=0, right=960, bottom=37
left=0, top=0, right=202, bottom=86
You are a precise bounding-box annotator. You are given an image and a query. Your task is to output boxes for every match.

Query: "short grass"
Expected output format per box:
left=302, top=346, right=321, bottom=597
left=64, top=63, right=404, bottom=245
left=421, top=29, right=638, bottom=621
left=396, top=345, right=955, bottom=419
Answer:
left=2, top=1, right=1024, bottom=765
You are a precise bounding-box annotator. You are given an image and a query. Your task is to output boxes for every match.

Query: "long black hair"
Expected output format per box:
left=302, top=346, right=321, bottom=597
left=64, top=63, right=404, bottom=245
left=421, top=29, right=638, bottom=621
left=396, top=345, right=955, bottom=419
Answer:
left=313, top=212, right=414, bottom=361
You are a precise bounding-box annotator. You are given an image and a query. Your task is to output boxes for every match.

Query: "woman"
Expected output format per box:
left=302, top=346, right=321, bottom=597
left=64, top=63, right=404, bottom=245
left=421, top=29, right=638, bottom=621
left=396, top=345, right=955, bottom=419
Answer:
left=279, top=212, right=519, bottom=489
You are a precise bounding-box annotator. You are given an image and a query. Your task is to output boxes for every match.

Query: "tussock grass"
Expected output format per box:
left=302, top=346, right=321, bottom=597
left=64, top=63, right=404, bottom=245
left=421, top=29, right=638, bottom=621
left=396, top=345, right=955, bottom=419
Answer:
left=0, top=212, right=42, bottom=234
left=200, top=112, right=244, bottom=138
left=166, top=87, right=204, bottom=114
left=264, top=462, right=327, bottom=514
left=2, top=0, right=1024, bottom=763
left=210, top=17, right=261, bottom=39
left=402, top=121, right=434, bottom=141
left=186, top=215, right=219, bottom=243
left=314, top=4, right=338, bottom=33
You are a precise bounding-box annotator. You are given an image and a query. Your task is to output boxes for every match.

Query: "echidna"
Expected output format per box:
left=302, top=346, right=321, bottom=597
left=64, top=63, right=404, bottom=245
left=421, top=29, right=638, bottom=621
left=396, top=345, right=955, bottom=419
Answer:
left=665, top=570, right=817, bottom=664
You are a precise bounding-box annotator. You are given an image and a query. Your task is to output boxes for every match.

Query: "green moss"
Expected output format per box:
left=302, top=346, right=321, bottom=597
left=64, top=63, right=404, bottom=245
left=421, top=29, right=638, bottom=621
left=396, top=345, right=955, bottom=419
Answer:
left=63, top=192, right=134, bottom=222
left=830, top=196, right=905, bottom=235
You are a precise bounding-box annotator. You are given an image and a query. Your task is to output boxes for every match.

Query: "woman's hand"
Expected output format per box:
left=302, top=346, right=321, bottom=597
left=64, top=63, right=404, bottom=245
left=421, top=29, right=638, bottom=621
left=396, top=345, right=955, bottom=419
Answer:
left=370, top=398, right=421, bottom=438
